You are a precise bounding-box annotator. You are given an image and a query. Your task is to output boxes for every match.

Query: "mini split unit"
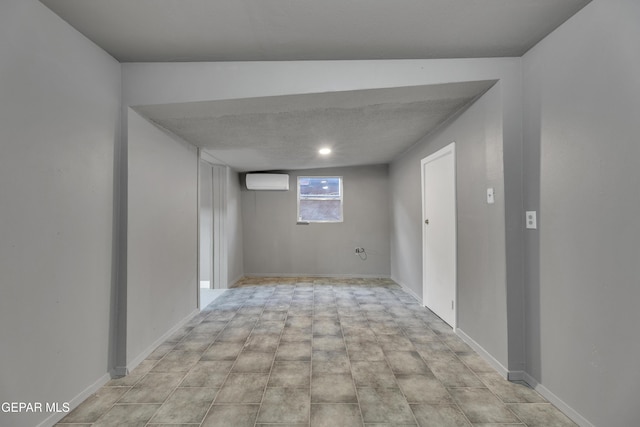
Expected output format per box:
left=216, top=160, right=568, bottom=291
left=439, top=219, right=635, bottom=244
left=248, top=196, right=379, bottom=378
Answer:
left=245, top=173, right=290, bottom=191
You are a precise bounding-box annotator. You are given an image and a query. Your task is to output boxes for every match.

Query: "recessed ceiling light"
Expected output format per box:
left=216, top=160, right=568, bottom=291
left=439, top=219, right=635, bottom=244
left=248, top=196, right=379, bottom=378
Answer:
left=318, top=147, right=331, bottom=155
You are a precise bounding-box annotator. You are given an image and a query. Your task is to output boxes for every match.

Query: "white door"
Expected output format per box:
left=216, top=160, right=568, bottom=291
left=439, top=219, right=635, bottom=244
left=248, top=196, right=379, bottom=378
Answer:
left=422, top=142, right=457, bottom=328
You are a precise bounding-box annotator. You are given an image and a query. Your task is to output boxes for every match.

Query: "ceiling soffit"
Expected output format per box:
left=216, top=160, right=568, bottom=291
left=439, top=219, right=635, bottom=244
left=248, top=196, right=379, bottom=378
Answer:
left=134, top=81, right=497, bottom=171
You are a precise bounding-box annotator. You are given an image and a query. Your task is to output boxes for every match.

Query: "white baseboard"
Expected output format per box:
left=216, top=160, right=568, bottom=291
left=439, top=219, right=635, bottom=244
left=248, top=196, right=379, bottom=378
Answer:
left=124, top=308, right=200, bottom=374
left=517, top=372, right=594, bottom=427
left=36, top=308, right=201, bottom=426
left=445, top=331, right=593, bottom=427
left=264, top=273, right=591, bottom=427
left=37, top=372, right=111, bottom=427
left=243, top=273, right=391, bottom=279
left=455, top=328, right=510, bottom=378
left=393, top=279, right=423, bottom=304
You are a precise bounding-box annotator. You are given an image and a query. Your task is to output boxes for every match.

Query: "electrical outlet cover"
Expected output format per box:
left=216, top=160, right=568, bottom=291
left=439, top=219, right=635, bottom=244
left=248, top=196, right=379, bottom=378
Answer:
left=526, top=211, right=537, bottom=229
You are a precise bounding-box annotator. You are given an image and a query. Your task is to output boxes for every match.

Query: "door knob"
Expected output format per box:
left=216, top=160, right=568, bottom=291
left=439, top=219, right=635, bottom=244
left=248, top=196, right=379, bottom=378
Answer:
left=425, top=219, right=429, bottom=225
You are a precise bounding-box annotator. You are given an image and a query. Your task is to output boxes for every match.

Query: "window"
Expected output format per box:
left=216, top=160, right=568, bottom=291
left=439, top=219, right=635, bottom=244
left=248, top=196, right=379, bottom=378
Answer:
left=297, top=176, right=343, bottom=223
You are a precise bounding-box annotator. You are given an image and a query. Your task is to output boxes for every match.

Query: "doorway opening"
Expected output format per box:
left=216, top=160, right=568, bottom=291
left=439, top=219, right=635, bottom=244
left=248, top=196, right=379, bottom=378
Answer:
left=198, top=158, right=228, bottom=309
left=199, top=159, right=214, bottom=291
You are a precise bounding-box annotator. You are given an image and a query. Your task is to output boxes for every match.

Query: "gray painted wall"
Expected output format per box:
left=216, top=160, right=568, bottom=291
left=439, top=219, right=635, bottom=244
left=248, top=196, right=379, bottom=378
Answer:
left=0, top=1, right=121, bottom=426
left=199, top=161, right=213, bottom=283
left=121, top=59, right=524, bottom=372
left=126, top=110, right=198, bottom=365
left=122, top=58, right=521, bottom=106
left=242, top=165, right=390, bottom=277
left=390, top=85, right=509, bottom=368
left=6, top=10, right=626, bottom=421
left=227, top=168, right=245, bottom=285
left=522, top=1, right=640, bottom=425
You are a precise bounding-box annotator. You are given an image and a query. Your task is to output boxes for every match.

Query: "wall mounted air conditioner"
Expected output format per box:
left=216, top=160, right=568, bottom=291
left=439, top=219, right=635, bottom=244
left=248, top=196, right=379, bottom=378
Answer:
left=246, top=173, right=290, bottom=191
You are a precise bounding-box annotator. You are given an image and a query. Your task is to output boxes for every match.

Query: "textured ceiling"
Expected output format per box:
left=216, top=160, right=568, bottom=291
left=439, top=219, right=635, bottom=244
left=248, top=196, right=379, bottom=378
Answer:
left=39, top=0, right=588, bottom=171
left=134, top=82, right=496, bottom=172
left=40, top=0, right=590, bottom=62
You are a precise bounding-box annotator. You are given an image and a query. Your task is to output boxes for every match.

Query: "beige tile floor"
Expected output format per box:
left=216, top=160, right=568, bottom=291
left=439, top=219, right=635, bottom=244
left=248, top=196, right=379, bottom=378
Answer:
left=56, top=277, right=577, bottom=427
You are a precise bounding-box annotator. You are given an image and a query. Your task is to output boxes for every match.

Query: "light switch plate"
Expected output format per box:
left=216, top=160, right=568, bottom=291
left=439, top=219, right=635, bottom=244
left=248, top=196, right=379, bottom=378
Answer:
left=526, top=211, right=537, bottom=229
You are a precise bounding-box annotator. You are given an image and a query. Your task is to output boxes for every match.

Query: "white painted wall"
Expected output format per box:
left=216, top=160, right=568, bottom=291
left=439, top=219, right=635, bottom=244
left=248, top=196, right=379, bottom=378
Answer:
left=390, top=85, right=509, bottom=369
left=241, top=165, right=390, bottom=277
left=0, top=1, right=121, bottom=426
left=522, top=1, right=640, bottom=425
left=126, top=110, right=198, bottom=366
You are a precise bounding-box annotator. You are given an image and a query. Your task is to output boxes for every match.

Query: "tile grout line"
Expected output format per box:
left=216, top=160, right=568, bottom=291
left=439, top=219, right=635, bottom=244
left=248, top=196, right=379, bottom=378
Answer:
left=251, top=284, right=275, bottom=427
left=57, top=277, right=572, bottom=427
left=374, top=286, right=423, bottom=426
left=415, top=325, right=475, bottom=427
left=197, top=286, right=261, bottom=427
left=347, top=284, right=372, bottom=427
left=95, top=341, right=184, bottom=426
left=442, top=334, right=528, bottom=426
left=159, top=308, right=227, bottom=426
left=309, top=282, right=318, bottom=427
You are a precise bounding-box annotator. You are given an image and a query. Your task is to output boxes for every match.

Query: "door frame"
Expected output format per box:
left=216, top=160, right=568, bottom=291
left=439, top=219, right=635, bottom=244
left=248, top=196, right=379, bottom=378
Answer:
left=421, top=142, right=457, bottom=329
left=198, top=158, right=214, bottom=292
left=197, top=151, right=229, bottom=310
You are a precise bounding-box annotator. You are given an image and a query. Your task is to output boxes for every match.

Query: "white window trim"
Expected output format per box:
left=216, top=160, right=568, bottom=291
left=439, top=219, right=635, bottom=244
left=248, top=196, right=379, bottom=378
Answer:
left=297, top=176, right=343, bottom=223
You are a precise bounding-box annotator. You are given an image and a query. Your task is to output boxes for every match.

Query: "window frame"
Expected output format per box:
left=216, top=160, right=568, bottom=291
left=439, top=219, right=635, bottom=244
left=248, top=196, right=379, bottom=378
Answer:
left=297, top=176, right=344, bottom=223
